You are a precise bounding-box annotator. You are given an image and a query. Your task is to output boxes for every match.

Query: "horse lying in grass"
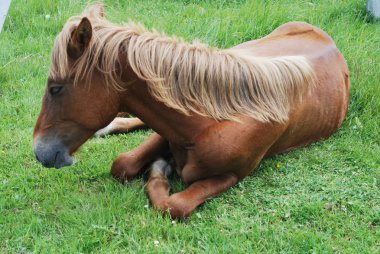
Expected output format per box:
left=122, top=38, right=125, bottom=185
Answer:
left=33, top=5, right=349, bottom=219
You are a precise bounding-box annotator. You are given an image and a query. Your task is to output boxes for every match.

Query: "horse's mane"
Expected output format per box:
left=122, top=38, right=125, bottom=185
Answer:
left=50, top=9, right=315, bottom=123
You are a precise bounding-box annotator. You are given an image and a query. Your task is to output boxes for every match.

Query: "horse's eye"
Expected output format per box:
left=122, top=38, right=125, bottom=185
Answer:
left=49, top=86, right=63, bottom=96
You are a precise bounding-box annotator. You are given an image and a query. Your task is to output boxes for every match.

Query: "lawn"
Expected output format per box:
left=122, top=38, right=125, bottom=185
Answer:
left=0, top=0, right=379, bottom=253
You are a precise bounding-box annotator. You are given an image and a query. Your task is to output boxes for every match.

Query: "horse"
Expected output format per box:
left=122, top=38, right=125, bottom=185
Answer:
left=33, top=5, right=349, bottom=219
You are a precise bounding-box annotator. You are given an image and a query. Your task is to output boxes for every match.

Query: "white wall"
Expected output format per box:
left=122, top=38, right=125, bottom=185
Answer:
left=0, top=0, right=11, bottom=32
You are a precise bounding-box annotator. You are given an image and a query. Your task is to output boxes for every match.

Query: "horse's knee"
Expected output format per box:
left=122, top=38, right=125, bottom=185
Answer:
left=111, top=153, right=140, bottom=182
left=147, top=192, right=190, bottom=219
left=164, top=193, right=195, bottom=219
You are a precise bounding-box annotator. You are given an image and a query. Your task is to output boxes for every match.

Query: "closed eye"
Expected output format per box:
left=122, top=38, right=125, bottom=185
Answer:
left=49, top=86, right=63, bottom=96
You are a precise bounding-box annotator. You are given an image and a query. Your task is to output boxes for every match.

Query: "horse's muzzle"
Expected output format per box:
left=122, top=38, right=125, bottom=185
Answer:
left=33, top=138, right=73, bottom=169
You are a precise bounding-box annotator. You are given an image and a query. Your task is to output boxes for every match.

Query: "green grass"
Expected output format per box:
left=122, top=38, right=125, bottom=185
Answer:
left=0, top=0, right=379, bottom=252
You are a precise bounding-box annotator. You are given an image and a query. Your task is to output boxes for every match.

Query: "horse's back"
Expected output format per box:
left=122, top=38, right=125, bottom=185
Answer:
left=234, top=22, right=338, bottom=58
left=235, top=22, right=350, bottom=155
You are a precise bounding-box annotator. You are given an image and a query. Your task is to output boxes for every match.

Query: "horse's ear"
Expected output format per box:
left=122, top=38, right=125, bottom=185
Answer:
left=67, top=17, right=92, bottom=59
left=83, top=4, right=104, bottom=18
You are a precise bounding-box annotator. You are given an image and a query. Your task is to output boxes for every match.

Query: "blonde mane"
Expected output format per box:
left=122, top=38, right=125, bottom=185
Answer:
left=50, top=9, right=315, bottom=123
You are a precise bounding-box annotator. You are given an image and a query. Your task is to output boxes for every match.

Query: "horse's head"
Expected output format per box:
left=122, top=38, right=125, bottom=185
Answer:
left=33, top=6, right=120, bottom=168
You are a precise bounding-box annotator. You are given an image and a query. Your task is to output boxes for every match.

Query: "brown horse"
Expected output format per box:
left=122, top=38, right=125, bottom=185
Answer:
left=33, top=5, right=349, bottom=219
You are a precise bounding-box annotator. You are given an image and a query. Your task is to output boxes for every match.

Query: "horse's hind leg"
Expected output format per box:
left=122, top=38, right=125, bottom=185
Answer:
left=145, top=161, right=238, bottom=219
left=111, top=132, right=170, bottom=183
left=95, top=117, right=146, bottom=137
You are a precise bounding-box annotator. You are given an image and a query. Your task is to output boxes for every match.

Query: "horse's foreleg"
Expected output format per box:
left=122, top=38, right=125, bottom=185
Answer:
left=145, top=159, right=238, bottom=219
left=145, top=158, right=173, bottom=208
left=95, top=117, right=146, bottom=136
left=111, top=132, right=169, bottom=183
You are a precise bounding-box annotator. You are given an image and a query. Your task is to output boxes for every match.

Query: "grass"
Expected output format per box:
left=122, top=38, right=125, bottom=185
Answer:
left=0, top=0, right=379, bottom=252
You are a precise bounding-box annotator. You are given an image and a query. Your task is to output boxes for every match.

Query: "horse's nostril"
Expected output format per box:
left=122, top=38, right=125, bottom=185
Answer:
left=54, top=151, right=60, bottom=165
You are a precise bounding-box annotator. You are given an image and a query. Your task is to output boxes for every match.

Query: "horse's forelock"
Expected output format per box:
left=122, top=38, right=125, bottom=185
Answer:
left=49, top=18, right=80, bottom=81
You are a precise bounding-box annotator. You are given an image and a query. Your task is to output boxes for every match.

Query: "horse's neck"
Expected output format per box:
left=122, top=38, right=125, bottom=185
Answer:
left=119, top=77, right=214, bottom=143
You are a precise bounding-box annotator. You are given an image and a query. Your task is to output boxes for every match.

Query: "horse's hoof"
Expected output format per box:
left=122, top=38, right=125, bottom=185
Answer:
left=111, top=154, right=140, bottom=183
left=148, top=158, right=172, bottom=178
left=94, top=124, right=113, bottom=137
